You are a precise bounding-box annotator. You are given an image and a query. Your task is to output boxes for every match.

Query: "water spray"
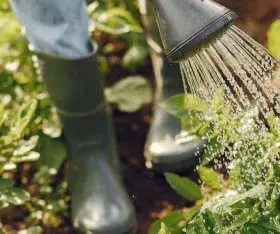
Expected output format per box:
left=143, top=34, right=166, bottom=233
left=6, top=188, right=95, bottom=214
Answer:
left=151, top=0, right=280, bottom=115
left=150, top=0, right=280, bottom=187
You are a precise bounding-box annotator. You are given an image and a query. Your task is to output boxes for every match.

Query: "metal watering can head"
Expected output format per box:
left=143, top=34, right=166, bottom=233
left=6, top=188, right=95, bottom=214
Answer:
left=150, top=0, right=237, bottom=63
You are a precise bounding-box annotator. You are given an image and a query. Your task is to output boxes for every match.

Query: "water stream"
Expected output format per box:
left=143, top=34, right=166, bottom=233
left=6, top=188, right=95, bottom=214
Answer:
left=181, top=26, right=280, bottom=115
left=179, top=25, right=280, bottom=190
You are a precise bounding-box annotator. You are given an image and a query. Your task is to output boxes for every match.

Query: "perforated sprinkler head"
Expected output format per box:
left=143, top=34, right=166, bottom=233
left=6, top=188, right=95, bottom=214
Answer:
left=150, top=0, right=237, bottom=63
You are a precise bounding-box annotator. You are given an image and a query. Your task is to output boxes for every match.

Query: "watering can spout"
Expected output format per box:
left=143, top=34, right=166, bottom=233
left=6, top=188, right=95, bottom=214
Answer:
left=150, top=0, right=237, bottom=63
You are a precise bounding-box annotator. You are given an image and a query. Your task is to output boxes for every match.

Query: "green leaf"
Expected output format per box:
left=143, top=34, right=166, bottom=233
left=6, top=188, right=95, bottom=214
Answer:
left=186, top=214, right=208, bottom=234
left=3, top=162, right=17, bottom=171
left=184, top=182, right=276, bottom=233
left=105, top=76, right=152, bottom=112
left=0, top=104, right=5, bottom=128
left=41, top=106, right=62, bottom=138
left=244, top=223, right=280, bottom=234
left=149, top=205, right=202, bottom=234
left=0, top=177, right=14, bottom=189
left=268, top=19, right=280, bottom=59
left=158, top=223, right=171, bottom=234
left=183, top=205, right=202, bottom=221
left=197, top=166, right=222, bottom=191
left=161, top=94, right=186, bottom=118
left=201, top=137, right=224, bottom=166
left=164, top=173, right=202, bottom=201
left=18, top=226, right=43, bottom=234
left=87, top=1, right=107, bottom=16
left=201, top=209, right=218, bottom=233
left=93, top=8, right=143, bottom=34
left=36, top=135, right=67, bottom=170
left=273, top=163, right=280, bottom=177
left=122, top=44, right=149, bottom=71
left=181, top=116, right=203, bottom=134
left=229, top=197, right=257, bottom=210
left=185, top=94, right=207, bottom=112
left=2, top=187, right=30, bottom=205
left=13, top=135, right=39, bottom=156
left=149, top=210, right=186, bottom=234
left=258, top=210, right=280, bottom=232
left=161, top=94, right=206, bottom=119
left=11, top=151, right=40, bottom=163
left=267, top=114, right=280, bottom=138
left=0, top=201, right=4, bottom=210
left=10, top=99, right=37, bottom=139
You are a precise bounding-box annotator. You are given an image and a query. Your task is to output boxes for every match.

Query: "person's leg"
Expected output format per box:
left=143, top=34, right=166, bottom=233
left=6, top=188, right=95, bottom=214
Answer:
left=139, top=0, right=206, bottom=172
left=9, top=1, right=135, bottom=233
left=10, top=0, right=91, bottom=58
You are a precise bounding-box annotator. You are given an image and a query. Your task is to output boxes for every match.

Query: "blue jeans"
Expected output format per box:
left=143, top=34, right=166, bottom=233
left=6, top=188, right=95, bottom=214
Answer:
left=10, top=0, right=92, bottom=58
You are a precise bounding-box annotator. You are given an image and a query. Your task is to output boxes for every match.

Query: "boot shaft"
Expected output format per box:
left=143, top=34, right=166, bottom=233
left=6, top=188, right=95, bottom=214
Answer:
left=35, top=52, right=114, bottom=147
left=36, top=52, right=105, bottom=114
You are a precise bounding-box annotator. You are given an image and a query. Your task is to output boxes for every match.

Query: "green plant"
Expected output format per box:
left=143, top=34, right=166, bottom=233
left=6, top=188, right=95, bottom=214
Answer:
left=149, top=88, right=280, bottom=233
left=87, top=0, right=150, bottom=73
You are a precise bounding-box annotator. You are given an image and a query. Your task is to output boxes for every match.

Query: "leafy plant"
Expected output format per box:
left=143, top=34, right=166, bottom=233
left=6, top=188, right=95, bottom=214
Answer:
left=88, top=0, right=150, bottom=73
left=105, top=76, right=152, bottom=112
left=197, top=166, right=222, bottom=191
left=18, top=226, right=42, bottom=234
left=0, top=177, right=30, bottom=208
left=186, top=180, right=280, bottom=233
left=91, top=7, right=143, bottom=34
left=0, top=100, right=38, bottom=172
left=164, top=173, right=202, bottom=201
left=149, top=205, right=201, bottom=234
left=0, top=100, right=38, bottom=209
left=150, top=88, right=280, bottom=233
left=158, top=223, right=172, bottom=234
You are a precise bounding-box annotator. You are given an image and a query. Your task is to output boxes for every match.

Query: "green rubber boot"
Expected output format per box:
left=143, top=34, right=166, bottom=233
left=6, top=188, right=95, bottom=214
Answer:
left=35, top=51, right=135, bottom=234
left=140, top=0, right=206, bottom=172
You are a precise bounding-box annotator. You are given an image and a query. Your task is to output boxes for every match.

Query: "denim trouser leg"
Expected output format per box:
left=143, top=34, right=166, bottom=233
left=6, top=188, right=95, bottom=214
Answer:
left=9, top=0, right=92, bottom=58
